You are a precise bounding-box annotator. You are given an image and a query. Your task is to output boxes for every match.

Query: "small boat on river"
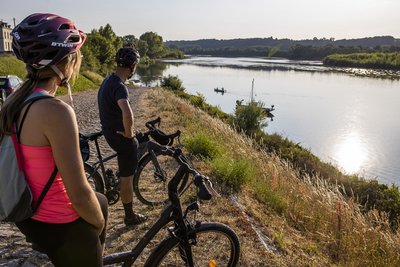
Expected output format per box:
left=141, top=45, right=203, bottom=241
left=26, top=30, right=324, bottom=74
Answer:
left=214, top=87, right=226, bottom=94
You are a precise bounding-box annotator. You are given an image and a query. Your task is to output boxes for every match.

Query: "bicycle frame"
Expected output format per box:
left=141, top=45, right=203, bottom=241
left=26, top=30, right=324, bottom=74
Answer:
left=88, top=137, right=167, bottom=191
left=90, top=137, right=118, bottom=190
left=103, top=165, right=195, bottom=266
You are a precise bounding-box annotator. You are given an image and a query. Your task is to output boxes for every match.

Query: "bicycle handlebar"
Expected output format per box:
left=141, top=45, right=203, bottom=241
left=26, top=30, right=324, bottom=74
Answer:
left=80, top=117, right=181, bottom=146
left=146, top=141, right=219, bottom=201
left=143, top=117, right=181, bottom=146
left=145, top=116, right=161, bottom=129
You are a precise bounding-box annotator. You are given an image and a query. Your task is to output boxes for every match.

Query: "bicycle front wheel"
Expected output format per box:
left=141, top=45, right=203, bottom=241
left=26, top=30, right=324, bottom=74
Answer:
left=133, top=151, right=189, bottom=206
left=144, top=222, right=240, bottom=267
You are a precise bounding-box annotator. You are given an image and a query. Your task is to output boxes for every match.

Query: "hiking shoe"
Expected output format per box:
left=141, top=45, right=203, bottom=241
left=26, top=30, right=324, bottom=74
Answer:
left=124, top=213, right=148, bottom=226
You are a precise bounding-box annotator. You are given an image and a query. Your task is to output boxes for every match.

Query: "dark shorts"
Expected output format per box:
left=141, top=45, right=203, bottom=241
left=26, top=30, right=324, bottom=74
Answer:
left=16, top=192, right=108, bottom=267
left=104, top=133, right=138, bottom=177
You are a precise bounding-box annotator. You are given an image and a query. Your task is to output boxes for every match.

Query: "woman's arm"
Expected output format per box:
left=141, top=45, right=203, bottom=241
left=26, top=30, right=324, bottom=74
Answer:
left=42, top=100, right=104, bottom=234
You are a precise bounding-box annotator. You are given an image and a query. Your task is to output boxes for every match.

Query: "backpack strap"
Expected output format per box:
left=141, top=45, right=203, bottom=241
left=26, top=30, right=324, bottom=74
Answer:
left=16, top=94, right=54, bottom=142
left=32, top=167, right=58, bottom=212
left=13, top=91, right=58, bottom=213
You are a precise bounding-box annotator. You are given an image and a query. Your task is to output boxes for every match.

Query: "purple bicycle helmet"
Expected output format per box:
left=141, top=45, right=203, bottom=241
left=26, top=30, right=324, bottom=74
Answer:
left=12, top=13, right=86, bottom=69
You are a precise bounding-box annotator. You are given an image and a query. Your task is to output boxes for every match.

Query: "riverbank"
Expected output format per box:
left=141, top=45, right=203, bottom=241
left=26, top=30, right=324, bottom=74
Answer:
left=1, top=87, right=400, bottom=266
left=0, top=88, right=270, bottom=266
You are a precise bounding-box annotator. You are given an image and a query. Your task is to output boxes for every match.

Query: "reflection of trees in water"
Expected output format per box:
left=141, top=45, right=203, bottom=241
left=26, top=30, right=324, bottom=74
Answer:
left=161, top=60, right=328, bottom=74
left=136, top=61, right=167, bottom=86
left=177, top=62, right=327, bottom=73
left=136, top=60, right=327, bottom=86
left=137, top=59, right=400, bottom=84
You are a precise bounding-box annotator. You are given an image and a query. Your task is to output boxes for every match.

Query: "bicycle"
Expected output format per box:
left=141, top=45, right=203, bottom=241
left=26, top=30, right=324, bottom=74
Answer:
left=102, top=141, right=241, bottom=266
left=81, top=117, right=187, bottom=205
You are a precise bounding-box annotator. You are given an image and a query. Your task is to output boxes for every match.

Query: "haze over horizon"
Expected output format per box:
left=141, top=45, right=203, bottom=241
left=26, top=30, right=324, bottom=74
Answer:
left=1, top=0, right=399, bottom=41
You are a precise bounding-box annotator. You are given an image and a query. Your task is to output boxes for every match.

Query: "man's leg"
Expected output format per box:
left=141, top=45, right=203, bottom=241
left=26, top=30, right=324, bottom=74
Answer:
left=119, top=174, right=147, bottom=225
left=104, top=134, right=147, bottom=226
left=120, top=174, right=134, bottom=204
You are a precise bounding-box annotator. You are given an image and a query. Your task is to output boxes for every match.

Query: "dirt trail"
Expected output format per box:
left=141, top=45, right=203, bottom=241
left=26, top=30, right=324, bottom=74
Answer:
left=0, top=87, right=275, bottom=267
left=0, top=87, right=152, bottom=266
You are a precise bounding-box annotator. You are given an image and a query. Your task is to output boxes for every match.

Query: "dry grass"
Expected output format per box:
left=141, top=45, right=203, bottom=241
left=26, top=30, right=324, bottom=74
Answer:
left=145, top=88, right=400, bottom=266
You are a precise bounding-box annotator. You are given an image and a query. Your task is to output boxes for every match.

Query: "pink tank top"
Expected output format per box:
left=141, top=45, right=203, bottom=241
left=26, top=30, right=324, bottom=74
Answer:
left=19, top=89, right=80, bottom=223
left=20, top=145, right=79, bottom=223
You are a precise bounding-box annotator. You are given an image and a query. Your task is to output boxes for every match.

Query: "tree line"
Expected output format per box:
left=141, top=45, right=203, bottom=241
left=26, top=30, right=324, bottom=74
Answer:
left=323, top=52, right=400, bottom=70
left=80, top=24, right=184, bottom=76
left=164, top=44, right=400, bottom=61
left=165, top=36, right=400, bottom=60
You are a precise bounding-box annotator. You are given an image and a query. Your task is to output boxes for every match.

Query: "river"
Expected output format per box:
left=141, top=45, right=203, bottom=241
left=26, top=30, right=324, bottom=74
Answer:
left=133, top=57, right=400, bottom=186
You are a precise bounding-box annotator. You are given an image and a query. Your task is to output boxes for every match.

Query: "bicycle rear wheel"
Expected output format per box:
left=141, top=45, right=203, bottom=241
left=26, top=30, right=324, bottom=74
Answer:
left=144, top=222, right=240, bottom=267
left=84, top=163, right=105, bottom=194
left=133, top=151, right=189, bottom=206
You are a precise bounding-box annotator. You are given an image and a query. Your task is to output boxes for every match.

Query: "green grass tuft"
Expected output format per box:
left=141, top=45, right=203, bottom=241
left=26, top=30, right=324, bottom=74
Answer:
left=210, top=156, right=253, bottom=192
left=184, top=132, right=220, bottom=159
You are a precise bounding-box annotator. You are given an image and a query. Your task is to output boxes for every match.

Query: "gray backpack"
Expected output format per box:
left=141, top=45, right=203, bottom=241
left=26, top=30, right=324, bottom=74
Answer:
left=0, top=92, right=57, bottom=222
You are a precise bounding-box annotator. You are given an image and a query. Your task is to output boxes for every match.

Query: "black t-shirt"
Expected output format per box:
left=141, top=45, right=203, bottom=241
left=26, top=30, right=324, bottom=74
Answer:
left=98, top=74, right=129, bottom=135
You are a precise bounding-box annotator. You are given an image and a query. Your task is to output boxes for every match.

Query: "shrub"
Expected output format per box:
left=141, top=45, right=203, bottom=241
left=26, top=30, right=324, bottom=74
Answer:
left=188, top=93, right=207, bottom=110
left=234, top=101, right=268, bottom=135
left=210, top=156, right=253, bottom=192
left=184, top=132, right=220, bottom=159
left=161, top=75, right=185, bottom=91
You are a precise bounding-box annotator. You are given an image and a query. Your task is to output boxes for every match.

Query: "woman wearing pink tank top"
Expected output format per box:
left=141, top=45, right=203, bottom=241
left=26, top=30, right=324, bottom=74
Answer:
left=0, top=13, right=108, bottom=266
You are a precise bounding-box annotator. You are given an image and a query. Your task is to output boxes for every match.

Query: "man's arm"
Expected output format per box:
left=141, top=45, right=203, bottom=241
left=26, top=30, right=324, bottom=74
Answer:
left=117, top=98, right=134, bottom=138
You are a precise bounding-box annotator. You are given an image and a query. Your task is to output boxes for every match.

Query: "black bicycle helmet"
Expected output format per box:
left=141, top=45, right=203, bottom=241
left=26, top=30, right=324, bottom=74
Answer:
left=116, top=47, right=140, bottom=67
left=12, top=13, right=86, bottom=69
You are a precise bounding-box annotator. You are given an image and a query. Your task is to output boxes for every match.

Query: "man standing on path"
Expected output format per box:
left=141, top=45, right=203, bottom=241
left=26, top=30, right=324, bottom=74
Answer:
left=98, top=47, right=147, bottom=226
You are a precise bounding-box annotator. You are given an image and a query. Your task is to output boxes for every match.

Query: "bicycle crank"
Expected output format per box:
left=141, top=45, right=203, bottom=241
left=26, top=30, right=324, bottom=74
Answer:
left=106, top=189, right=120, bottom=205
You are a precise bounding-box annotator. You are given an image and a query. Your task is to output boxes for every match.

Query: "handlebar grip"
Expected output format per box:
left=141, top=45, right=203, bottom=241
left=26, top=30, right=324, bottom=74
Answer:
left=194, top=175, right=212, bottom=201
left=166, top=130, right=181, bottom=146
left=145, top=117, right=161, bottom=129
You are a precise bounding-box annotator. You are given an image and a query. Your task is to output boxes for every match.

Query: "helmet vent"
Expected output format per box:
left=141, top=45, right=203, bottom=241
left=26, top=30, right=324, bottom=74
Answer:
left=67, top=35, right=80, bottom=43
left=28, top=20, right=40, bottom=26
left=59, top=23, right=72, bottom=30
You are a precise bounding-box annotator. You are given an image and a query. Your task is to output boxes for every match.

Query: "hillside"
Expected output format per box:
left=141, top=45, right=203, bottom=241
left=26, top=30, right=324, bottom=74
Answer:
left=3, top=87, right=399, bottom=266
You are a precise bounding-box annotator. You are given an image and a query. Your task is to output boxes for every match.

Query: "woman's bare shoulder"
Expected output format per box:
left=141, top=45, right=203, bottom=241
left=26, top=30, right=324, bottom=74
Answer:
left=33, top=98, right=76, bottom=126
left=36, top=98, right=74, bottom=115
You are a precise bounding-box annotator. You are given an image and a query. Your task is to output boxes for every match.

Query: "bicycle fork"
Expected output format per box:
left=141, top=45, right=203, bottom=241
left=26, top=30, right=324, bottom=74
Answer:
left=171, top=202, right=203, bottom=267
left=149, top=150, right=167, bottom=182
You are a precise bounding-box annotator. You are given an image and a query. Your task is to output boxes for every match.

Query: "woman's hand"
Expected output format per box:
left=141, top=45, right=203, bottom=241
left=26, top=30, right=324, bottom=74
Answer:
left=94, top=218, right=105, bottom=236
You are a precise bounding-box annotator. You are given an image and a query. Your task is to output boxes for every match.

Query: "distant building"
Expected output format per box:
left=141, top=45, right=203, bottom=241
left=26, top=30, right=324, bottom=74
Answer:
left=0, top=21, right=13, bottom=53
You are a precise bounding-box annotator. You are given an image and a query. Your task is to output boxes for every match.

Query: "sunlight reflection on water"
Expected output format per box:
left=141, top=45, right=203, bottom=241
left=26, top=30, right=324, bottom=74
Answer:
left=332, top=131, right=368, bottom=175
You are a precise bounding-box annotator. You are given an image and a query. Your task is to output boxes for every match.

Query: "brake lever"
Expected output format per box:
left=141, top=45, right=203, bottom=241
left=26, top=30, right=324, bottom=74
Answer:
left=203, top=176, right=220, bottom=198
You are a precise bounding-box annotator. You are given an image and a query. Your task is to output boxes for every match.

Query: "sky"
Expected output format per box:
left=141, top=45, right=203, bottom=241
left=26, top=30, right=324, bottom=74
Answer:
left=1, top=0, right=399, bottom=41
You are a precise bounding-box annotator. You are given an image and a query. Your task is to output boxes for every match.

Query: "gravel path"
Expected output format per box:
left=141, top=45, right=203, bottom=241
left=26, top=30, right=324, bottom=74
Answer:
left=0, top=87, right=154, bottom=266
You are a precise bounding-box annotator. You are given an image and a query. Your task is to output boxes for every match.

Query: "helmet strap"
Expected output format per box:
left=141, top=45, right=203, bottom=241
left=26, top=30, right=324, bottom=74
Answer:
left=50, top=65, right=74, bottom=108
